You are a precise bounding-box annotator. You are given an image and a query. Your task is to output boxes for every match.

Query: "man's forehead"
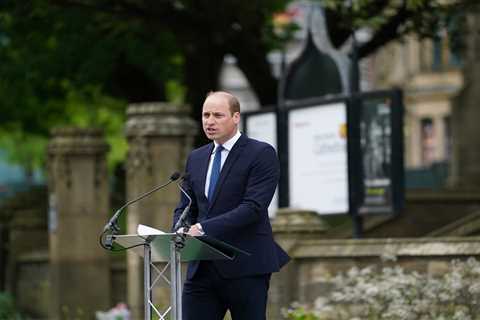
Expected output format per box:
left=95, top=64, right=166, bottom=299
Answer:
left=205, top=94, right=229, bottom=105
left=203, top=97, right=230, bottom=112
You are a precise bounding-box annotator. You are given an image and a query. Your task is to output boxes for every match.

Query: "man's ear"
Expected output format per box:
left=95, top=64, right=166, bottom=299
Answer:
left=233, top=112, right=241, bottom=124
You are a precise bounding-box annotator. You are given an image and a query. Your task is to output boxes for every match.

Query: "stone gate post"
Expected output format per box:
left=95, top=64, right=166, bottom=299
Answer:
left=47, top=128, right=111, bottom=319
left=125, top=102, right=197, bottom=318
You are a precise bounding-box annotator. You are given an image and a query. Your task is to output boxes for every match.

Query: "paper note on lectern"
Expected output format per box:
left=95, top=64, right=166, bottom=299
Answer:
left=137, top=224, right=165, bottom=236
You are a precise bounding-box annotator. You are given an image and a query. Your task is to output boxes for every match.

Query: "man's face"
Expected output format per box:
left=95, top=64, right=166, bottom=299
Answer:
left=202, top=94, right=240, bottom=144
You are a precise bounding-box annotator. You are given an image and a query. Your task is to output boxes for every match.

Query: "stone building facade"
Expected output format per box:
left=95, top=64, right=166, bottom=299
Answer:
left=370, top=34, right=463, bottom=172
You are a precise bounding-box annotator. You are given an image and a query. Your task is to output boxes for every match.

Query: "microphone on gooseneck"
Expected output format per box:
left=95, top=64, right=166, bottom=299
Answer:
left=102, top=172, right=181, bottom=233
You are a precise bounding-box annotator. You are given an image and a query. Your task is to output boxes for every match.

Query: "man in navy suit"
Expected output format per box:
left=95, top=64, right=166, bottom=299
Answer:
left=173, top=91, right=289, bottom=320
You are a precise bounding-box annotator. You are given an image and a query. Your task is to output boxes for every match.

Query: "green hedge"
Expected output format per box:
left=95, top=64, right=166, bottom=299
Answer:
left=0, top=292, right=22, bottom=320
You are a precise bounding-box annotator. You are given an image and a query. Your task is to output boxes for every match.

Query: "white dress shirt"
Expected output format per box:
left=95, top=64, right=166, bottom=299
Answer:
left=204, top=130, right=242, bottom=198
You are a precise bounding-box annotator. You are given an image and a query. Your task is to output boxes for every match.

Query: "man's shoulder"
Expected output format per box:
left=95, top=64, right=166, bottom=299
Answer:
left=243, top=136, right=275, bottom=152
left=189, top=143, right=212, bottom=158
left=192, top=143, right=212, bottom=153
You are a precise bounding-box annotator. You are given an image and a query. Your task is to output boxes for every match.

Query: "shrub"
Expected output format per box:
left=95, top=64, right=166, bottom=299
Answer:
left=284, top=258, right=480, bottom=320
left=0, top=292, right=22, bottom=320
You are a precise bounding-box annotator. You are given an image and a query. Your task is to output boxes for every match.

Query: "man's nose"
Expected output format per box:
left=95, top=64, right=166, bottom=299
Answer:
left=204, top=116, right=214, bottom=124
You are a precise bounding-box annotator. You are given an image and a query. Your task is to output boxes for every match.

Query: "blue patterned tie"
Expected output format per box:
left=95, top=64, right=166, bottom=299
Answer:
left=208, top=145, right=223, bottom=201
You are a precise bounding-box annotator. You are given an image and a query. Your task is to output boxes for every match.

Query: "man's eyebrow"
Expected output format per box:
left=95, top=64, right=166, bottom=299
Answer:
left=203, top=111, right=225, bottom=116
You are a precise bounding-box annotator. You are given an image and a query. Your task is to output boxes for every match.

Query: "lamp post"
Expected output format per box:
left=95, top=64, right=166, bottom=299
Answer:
left=273, top=9, right=296, bottom=207
left=348, top=0, right=363, bottom=239
left=273, top=10, right=294, bottom=79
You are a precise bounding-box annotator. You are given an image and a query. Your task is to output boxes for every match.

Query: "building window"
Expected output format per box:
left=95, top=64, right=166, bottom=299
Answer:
left=421, top=118, right=435, bottom=166
left=429, top=26, right=462, bottom=71
left=432, top=37, right=443, bottom=71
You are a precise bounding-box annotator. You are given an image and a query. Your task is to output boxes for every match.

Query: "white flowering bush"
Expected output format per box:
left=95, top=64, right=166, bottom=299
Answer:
left=284, top=257, right=480, bottom=320
left=96, top=302, right=131, bottom=320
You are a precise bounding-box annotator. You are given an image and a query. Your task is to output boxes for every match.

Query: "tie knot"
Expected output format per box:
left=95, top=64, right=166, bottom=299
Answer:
left=215, top=145, right=224, bottom=154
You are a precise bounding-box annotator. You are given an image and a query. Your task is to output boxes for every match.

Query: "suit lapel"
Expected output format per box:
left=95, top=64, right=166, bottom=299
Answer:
left=208, top=135, right=248, bottom=211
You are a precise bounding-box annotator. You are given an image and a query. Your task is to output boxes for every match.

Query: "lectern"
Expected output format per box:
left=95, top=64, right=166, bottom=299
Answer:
left=113, top=233, right=245, bottom=320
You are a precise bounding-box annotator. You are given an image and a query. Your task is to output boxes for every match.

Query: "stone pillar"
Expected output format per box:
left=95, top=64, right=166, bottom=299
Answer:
left=269, top=209, right=329, bottom=320
left=125, top=102, right=197, bottom=318
left=47, top=128, right=111, bottom=319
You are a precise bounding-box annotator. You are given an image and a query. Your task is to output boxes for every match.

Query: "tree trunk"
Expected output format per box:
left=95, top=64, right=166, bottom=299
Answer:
left=182, top=36, right=226, bottom=146
left=451, top=6, right=480, bottom=189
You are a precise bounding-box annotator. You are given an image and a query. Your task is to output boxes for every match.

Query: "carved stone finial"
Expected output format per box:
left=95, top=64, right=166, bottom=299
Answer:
left=47, top=127, right=109, bottom=190
left=48, top=127, right=110, bottom=156
left=125, top=102, right=198, bottom=138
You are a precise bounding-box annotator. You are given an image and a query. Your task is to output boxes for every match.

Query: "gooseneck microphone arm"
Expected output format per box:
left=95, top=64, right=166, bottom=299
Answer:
left=100, top=172, right=181, bottom=250
left=174, top=174, right=192, bottom=232
left=173, top=174, right=192, bottom=250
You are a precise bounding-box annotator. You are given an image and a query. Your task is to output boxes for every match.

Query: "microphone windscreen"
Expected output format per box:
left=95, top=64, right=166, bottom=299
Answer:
left=170, top=172, right=181, bottom=181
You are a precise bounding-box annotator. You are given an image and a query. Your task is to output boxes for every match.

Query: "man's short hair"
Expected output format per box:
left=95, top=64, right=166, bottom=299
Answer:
left=207, top=91, right=240, bottom=114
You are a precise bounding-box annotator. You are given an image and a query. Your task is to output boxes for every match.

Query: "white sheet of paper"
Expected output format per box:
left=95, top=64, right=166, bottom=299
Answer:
left=136, top=224, right=165, bottom=236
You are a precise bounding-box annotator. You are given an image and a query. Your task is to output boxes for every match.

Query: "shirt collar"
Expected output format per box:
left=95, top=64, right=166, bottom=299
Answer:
left=213, top=130, right=241, bottom=153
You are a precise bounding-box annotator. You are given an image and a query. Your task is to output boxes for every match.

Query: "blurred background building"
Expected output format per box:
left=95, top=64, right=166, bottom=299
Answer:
left=372, top=33, right=462, bottom=188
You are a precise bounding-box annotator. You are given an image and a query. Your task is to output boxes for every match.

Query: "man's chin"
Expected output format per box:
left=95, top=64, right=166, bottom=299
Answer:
left=205, top=133, right=216, bottom=140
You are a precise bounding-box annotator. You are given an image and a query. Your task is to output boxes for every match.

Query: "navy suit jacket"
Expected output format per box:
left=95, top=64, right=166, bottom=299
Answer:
left=173, top=134, right=290, bottom=279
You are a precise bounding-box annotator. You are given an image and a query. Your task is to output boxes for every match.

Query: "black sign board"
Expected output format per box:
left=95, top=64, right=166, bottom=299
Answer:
left=354, top=90, right=404, bottom=215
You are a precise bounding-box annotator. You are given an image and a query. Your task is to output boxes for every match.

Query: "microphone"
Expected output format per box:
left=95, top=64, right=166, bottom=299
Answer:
left=174, top=173, right=192, bottom=232
left=103, top=171, right=181, bottom=233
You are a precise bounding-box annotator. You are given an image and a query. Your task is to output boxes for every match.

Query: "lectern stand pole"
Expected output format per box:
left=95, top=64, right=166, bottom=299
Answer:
left=144, top=244, right=152, bottom=320
left=170, top=241, right=182, bottom=320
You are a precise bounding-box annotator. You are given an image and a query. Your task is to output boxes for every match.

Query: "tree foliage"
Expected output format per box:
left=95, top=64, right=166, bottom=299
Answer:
left=0, top=0, right=181, bottom=169
left=0, top=0, right=476, bottom=169
left=0, top=0, right=288, bottom=154
left=321, top=0, right=476, bottom=58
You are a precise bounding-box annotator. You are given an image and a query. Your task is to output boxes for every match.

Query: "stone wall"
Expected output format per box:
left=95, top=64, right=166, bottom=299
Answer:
left=14, top=252, right=49, bottom=318
left=269, top=209, right=480, bottom=319
left=1, top=187, right=49, bottom=318
left=15, top=234, right=480, bottom=320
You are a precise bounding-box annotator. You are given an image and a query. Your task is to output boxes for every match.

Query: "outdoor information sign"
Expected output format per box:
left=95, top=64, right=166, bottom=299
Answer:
left=288, top=101, right=349, bottom=214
